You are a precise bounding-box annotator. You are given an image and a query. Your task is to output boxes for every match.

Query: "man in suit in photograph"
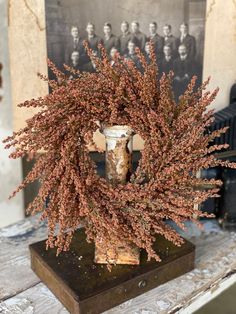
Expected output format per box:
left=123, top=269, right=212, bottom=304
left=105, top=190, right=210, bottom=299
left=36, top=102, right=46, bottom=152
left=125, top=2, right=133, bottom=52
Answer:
left=163, top=24, right=177, bottom=57
left=148, top=21, right=164, bottom=60
left=124, top=40, right=142, bottom=71
left=109, top=47, right=119, bottom=67
left=130, top=21, right=147, bottom=52
left=144, top=41, right=152, bottom=64
left=173, top=44, right=196, bottom=98
left=176, top=22, right=196, bottom=60
left=68, top=50, right=82, bottom=79
left=65, top=25, right=84, bottom=65
left=85, top=22, right=103, bottom=54
left=81, top=50, right=98, bottom=73
left=118, top=21, right=132, bottom=55
left=103, top=22, right=119, bottom=55
left=160, top=45, right=174, bottom=74
left=143, top=41, right=160, bottom=75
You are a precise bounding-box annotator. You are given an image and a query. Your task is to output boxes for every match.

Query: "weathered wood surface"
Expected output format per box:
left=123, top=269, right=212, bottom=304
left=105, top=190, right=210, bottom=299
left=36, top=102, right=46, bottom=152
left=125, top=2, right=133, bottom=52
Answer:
left=0, top=215, right=47, bottom=301
left=0, top=283, right=68, bottom=314
left=0, top=218, right=236, bottom=313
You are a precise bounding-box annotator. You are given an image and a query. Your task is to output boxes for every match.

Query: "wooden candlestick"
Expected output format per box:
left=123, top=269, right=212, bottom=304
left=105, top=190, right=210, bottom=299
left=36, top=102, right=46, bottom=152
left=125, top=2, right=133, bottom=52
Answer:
left=94, top=125, right=140, bottom=265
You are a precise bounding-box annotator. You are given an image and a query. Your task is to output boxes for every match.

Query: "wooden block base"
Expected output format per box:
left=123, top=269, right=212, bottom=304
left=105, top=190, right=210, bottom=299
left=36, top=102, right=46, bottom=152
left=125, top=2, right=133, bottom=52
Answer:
left=29, top=229, right=195, bottom=314
left=94, top=239, right=140, bottom=265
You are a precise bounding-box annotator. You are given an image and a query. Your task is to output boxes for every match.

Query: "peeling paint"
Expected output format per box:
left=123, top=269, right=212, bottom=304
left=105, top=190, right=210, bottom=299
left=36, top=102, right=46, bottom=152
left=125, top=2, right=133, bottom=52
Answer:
left=0, top=0, right=24, bottom=228
left=104, top=125, right=133, bottom=185
left=0, top=297, right=34, bottom=314
left=206, top=0, right=216, bottom=19
left=0, top=218, right=34, bottom=238
left=23, top=0, right=46, bottom=31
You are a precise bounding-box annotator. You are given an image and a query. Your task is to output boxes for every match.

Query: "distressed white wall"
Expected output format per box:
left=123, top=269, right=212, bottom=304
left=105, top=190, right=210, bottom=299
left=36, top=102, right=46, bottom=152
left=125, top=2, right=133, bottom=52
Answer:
left=8, top=0, right=48, bottom=131
left=203, top=0, right=236, bottom=111
left=0, top=0, right=24, bottom=227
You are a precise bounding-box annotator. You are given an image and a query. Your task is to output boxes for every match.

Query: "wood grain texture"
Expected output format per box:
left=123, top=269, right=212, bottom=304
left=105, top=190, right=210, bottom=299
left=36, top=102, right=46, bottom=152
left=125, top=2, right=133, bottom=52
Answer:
left=0, top=0, right=24, bottom=228
left=104, top=225, right=236, bottom=314
left=94, top=240, right=140, bottom=265
left=1, top=218, right=236, bottom=313
left=8, top=0, right=48, bottom=131
left=0, top=215, right=47, bottom=301
left=0, top=283, right=68, bottom=314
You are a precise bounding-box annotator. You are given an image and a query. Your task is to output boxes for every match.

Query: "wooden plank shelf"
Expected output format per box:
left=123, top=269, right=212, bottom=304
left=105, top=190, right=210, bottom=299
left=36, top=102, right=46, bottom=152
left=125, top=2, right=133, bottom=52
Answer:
left=29, top=229, right=195, bottom=314
left=0, top=217, right=236, bottom=313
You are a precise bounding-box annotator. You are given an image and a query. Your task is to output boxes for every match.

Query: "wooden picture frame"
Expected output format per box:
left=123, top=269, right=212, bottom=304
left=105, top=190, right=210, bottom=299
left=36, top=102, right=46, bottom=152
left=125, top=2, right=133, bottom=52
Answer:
left=7, top=0, right=236, bottom=150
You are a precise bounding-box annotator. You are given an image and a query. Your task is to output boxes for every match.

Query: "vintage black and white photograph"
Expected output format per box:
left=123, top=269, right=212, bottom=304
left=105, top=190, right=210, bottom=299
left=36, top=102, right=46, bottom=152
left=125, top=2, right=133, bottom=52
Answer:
left=45, top=0, right=206, bottom=99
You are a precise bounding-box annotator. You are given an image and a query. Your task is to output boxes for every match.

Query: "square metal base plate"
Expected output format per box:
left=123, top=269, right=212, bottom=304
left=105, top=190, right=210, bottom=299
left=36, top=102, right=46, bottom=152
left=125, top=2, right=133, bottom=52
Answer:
left=29, top=229, right=195, bottom=314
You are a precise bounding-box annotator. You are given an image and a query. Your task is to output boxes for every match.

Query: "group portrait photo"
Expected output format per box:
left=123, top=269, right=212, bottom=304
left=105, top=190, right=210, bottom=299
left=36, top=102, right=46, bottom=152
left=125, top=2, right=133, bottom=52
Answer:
left=45, top=0, right=206, bottom=99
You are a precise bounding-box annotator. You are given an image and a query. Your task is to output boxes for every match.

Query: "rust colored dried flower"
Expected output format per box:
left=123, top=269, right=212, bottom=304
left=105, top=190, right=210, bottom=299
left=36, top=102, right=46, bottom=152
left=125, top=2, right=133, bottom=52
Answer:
left=3, top=43, right=236, bottom=263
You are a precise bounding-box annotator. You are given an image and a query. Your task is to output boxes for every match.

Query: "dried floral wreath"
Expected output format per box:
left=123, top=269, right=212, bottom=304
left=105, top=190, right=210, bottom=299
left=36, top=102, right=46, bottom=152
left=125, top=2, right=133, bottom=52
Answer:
left=3, top=43, right=236, bottom=263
